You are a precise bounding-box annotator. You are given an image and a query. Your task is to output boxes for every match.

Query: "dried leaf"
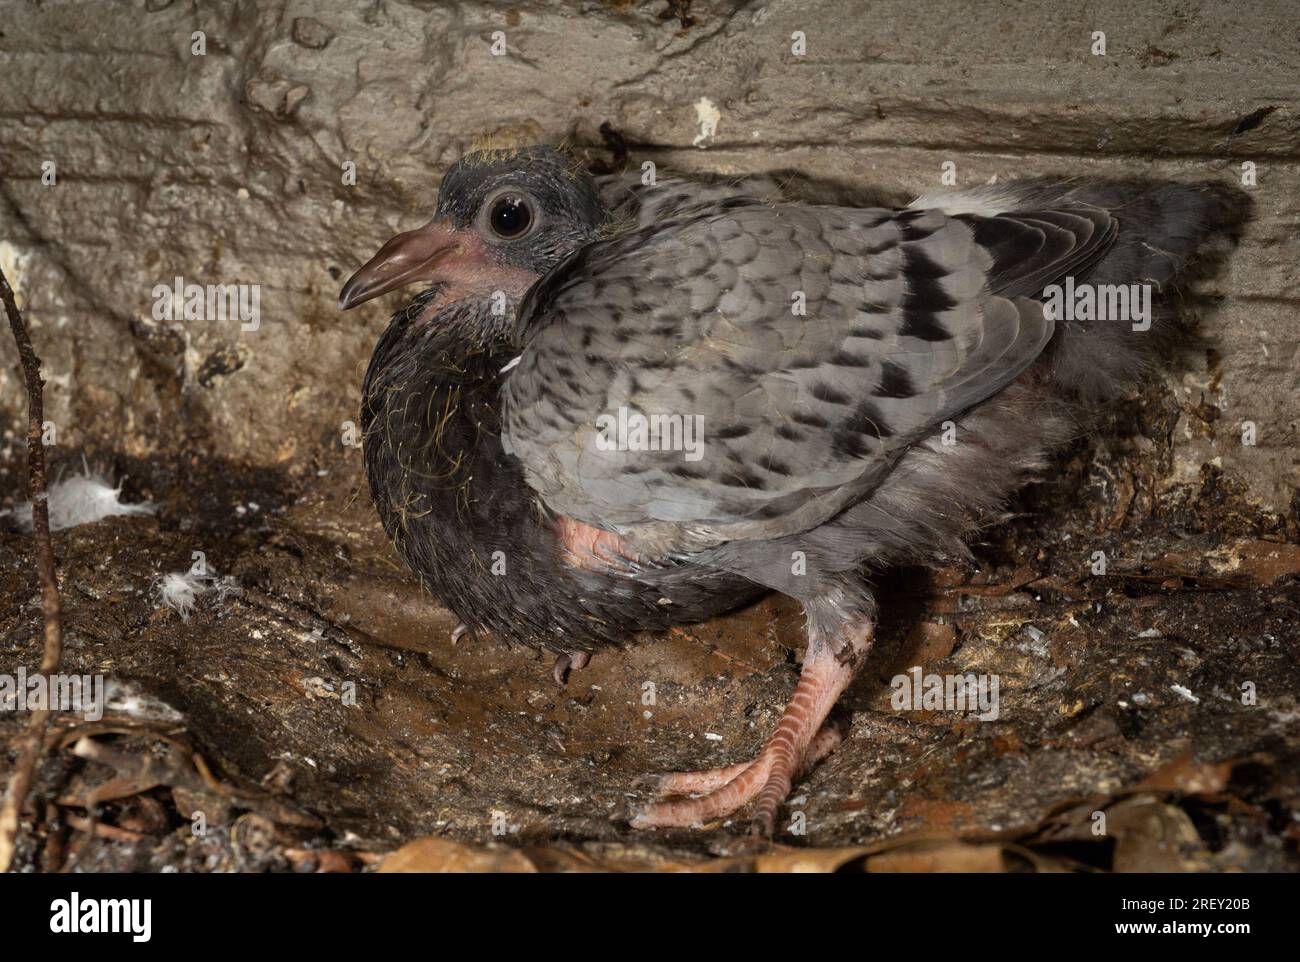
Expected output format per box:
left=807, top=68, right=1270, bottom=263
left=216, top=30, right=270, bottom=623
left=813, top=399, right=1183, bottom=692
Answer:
left=1134, top=752, right=1235, bottom=796
left=379, top=837, right=538, bottom=873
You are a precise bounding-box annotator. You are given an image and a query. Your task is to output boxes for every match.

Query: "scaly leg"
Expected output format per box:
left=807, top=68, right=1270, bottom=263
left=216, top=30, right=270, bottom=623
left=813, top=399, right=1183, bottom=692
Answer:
left=630, top=618, right=872, bottom=834
left=645, top=720, right=846, bottom=797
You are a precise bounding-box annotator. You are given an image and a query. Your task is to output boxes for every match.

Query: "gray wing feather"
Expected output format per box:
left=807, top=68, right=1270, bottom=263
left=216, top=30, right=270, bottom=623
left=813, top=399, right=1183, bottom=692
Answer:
left=596, top=172, right=785, bottom=229
left=503, top=196, right=1111, bottom=556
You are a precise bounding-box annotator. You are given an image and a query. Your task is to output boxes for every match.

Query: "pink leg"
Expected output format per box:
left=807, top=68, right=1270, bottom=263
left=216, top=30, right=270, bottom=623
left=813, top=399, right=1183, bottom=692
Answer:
left=647, top=721, right=845, bottom=797
left=630, top=619, right=872, bottom=834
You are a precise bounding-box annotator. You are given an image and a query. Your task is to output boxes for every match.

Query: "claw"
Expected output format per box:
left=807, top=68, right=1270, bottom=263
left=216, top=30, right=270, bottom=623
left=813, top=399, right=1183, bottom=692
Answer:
left=552, top=650, right=591, bottom=686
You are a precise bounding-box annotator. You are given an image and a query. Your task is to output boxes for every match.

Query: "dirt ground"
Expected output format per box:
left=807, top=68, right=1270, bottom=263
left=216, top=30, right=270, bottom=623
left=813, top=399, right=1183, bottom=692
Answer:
left=1, top=374, right=1297, bottom=872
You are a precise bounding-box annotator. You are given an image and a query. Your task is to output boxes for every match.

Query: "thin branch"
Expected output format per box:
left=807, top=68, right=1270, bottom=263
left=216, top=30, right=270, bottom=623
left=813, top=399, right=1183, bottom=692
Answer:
left=0, top=265, right=64, bottom=873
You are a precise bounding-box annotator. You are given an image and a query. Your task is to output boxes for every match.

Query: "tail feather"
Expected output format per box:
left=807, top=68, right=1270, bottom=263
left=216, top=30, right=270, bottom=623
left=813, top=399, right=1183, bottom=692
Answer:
left=916, top=178, right=1251, bottom=401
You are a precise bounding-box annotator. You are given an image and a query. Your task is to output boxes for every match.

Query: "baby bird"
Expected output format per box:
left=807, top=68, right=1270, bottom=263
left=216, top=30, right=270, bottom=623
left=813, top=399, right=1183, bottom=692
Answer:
left=340, top=146, right=1240, bottom=835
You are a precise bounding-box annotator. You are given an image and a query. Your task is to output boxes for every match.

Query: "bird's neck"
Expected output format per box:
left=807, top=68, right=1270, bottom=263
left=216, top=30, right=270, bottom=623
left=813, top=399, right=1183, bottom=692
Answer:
left=361, top=293, right=518, bottom=482
left=398, top=286, right=522, bottom=347
left=360, top=292, right=530, bottom=595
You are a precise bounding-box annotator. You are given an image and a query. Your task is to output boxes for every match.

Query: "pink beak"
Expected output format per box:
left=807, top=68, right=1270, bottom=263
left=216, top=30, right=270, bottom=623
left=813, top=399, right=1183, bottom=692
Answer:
left=338, top=220, right=462, bottom=310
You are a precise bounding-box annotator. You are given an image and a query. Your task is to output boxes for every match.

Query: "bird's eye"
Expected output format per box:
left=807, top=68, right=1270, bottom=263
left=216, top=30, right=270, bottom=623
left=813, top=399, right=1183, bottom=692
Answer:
left=488, top=194, right=533, bottom=239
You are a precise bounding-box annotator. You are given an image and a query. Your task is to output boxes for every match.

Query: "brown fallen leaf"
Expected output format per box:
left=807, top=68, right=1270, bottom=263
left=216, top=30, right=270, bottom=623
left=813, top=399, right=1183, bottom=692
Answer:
left=281, top=848, right=360, bottom=873
left=1134, top=752, right=1236, bottom=796
left=858, top=842, right=1014, bottom=873
left=1107, top=796, right=1210, bottom=873
left=375, top=830, right=1082, bottom=874
left=379, top=837, right=538, bottom=873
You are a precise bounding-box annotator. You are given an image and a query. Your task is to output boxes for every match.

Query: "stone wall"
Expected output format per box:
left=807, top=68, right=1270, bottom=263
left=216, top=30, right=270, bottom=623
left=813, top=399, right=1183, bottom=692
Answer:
left=0, top=0, right=1295, bottom=507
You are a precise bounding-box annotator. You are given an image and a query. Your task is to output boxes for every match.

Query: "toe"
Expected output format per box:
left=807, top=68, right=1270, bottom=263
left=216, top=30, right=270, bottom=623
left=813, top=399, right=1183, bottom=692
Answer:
left=647, top=759, right=757, bottom=798
left=629, top=753, right=776, bottom=829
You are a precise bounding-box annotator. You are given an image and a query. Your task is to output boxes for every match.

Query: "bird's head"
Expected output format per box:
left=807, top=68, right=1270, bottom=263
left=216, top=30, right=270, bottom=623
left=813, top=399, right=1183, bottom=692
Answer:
left=338, top=145, right=604, bottom=315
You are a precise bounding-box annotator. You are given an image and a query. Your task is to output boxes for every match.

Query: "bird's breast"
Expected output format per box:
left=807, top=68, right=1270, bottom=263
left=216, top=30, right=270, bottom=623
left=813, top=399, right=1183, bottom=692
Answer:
left=359, top=317, right=759, bottom=649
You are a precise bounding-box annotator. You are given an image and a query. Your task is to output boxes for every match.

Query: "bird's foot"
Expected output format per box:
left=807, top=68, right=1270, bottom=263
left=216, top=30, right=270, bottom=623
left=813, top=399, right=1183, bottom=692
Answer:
left=641, top=721, right=845, bottom=798
left=629, top=622, right=870, bottom=835
left=553, top=650, right=591, bottom=686
left=449, top=623, right=470, bottom=645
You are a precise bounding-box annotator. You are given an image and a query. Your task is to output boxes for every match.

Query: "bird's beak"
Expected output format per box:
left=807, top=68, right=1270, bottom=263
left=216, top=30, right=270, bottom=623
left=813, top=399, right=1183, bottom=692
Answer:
left=338, top=220, right=462, bottom=310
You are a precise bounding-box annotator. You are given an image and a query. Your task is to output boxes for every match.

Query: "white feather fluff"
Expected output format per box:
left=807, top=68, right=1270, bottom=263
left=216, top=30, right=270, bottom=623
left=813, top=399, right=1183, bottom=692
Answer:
left=5, top=468, right=154, bottom=531
left=909, top=185, right=1019, bottom=217
left=154, top=570, right=241, bottom=621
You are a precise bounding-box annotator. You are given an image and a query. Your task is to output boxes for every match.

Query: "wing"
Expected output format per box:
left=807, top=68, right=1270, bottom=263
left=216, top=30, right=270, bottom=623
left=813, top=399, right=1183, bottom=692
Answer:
left=596, top=171, right=786, bottom=230
left=501, top=197, right=1112, bottom=556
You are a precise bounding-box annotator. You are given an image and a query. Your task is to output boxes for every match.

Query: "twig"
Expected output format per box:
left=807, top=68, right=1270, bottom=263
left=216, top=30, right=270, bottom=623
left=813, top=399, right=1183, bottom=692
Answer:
left=0, top=265, right=65, bottom=873
left=63, top=814, right=150, bottom=844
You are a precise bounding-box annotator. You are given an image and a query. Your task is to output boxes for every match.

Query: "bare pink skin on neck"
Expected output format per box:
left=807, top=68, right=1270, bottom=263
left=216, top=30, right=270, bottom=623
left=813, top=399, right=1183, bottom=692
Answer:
left=416, top=229, right=540, bottom=321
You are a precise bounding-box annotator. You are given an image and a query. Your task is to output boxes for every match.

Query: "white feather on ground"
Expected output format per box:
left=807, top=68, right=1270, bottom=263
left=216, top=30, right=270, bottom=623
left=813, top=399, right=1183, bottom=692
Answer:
left=4, top=468, right=154, bottom=531
left=154, top=570, right=241, bottom=622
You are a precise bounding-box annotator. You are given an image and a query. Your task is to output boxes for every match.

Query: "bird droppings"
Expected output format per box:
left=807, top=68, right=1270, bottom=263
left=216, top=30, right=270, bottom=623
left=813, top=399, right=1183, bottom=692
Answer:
left=0, top=241, right=32, bottom=308
left=101, top=679, right=185, bottom=723
left=692, top=97, right=720, bottom=147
